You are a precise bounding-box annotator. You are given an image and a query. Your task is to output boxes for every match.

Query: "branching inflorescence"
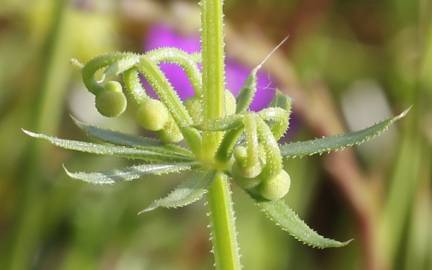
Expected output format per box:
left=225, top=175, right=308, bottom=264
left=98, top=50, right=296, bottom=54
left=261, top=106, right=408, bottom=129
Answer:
left=25, top=0, right=410, bottom=268
left=25, top=46, right=409, bottom=246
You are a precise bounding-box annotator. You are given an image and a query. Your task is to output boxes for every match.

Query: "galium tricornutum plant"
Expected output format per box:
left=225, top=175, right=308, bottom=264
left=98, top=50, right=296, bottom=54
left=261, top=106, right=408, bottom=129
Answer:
left=25, top=0, right=410, bottom=269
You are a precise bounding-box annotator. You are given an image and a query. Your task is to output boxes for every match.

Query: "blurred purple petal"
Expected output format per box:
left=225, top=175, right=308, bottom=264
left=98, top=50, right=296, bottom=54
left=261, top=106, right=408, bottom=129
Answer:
left=146, top=24, right=200, bottom=53
left=225, top=59, right=275, bottom=111
left=142, top=24, right=275, bottom=110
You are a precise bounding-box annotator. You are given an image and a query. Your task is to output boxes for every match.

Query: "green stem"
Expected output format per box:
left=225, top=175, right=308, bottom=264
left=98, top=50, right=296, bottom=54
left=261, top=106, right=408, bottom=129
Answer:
left=201, top=0, right=241, bottom=269
left=201, top=0, right=225, bottom=158
left=208, top=173, right=241, bottom=270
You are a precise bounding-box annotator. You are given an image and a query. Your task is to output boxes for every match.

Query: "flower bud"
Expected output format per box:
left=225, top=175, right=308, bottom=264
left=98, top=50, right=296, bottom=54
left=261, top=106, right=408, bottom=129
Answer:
left=158, top=117, right=184, bottom=143
left=258, top=169, right=291, bottom=201
left=184, top=96, right=203, bottom=124
left=234, top=145, right=262, bottom=178
left=233, top=146, right=247, bottom=167
left=136, top=99, right=169, bottom=131
left=95, top=81, right=127, bottom=117
left=232, top=162, right=262, bottom=189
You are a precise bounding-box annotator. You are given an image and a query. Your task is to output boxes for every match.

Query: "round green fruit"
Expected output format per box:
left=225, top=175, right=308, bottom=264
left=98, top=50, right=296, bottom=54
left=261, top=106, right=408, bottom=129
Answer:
left=95, top=81, right=127, bottom=117
left=258, top=170, right=291, bottom=201
left=136, top=99, right=169, bottom=131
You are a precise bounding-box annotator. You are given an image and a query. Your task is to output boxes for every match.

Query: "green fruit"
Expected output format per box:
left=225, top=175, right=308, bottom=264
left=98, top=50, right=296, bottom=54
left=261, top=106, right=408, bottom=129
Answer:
left=184, top=96, right=203, bottom=124
left=136, top=99, right=169, bottom=131
left=158, top=117, right=184, bottom=143
left=233, top=146, right=247, bottom=167
left=258, top=170, right=291, bottom=201
left=233, top=146, right=262, bottom=178
left=224, top=90, right=236, bottom=115
left=232, top=162, right=261, bottom=189
left=95, top=81, right=127, bottom=117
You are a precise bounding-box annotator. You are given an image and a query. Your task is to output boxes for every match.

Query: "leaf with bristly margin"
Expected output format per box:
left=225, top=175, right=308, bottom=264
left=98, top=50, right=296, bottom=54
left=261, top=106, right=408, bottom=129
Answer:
left=140, top=170, right=215, bottom=213
left=236, top=69, right=258, bottom=113
left=64, top=162, right=195, bottom=184
left=256, top=199, right=352, bottom=248
left=71, top=117, right=192, bottom=157
left=270, top=90, right=292, bottom=111
left=280, top=108, right=411, bottom=158
left=23, top=130, right=192, bottom=162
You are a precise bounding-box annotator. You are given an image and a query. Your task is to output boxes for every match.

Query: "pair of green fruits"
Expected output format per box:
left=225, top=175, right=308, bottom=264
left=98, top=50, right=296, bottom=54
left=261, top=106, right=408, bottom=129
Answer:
left=95, top=80, right=182, bottom=143
left=232, top=145, right=291, bottom=201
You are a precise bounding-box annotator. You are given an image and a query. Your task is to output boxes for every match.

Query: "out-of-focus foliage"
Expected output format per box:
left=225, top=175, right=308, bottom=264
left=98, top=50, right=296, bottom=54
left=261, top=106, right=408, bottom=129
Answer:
left=0, top=0, right=430, bottom=269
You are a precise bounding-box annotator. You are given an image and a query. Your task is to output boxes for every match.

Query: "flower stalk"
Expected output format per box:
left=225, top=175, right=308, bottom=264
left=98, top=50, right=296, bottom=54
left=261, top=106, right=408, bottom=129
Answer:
left=201, top=0, right=242, bottom=269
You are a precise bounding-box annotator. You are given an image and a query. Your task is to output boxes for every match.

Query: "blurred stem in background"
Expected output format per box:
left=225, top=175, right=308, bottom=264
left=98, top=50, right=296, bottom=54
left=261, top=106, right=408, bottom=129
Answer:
left=380, top=1, right=431, bottom=268
left=2, top=0, right=72, bottom=269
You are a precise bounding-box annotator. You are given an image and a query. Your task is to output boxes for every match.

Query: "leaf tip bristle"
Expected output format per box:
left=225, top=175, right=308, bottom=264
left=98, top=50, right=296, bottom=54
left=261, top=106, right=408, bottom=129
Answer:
left=254, top=36, right=289, bottom=71
left=397, top=106, right=412, bottom=120
left=70, top=58, right=84, bottom=68
left=137, top=207, right=154, bottom=215
left=342, top=238, right=354, bottom=246
left=22, top=129, right=36, bottom=137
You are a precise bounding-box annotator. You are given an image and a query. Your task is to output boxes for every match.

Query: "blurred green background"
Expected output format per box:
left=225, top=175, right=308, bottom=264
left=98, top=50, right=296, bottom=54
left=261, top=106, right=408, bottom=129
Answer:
left=0, top=0, right=431, bottom=269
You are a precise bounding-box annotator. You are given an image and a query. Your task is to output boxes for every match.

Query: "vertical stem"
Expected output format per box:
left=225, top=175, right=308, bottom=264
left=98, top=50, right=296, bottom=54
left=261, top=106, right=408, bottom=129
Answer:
left=201, top=0, right=241, bottom=269
left=201, top=0, right=225, bottom=158
left=208, top=173, right=241, bottom=270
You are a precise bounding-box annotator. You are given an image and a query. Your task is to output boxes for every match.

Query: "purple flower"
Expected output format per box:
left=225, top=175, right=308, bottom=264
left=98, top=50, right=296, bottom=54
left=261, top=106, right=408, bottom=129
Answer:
left=143, top=24, right=275, bottom=111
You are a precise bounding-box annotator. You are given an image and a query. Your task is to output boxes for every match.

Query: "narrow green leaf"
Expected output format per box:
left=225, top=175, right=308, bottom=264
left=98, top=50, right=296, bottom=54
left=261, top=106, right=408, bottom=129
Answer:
left=64, top=162, right=194, bottom=184
left=256, top=116, right=282, bottom=179
left=215, top=126, right=244, bottom=162
left=140, top=170, right=215, bottom=213
left=256, top=199, right=352, bottom=248
left=243, top=114, right=260, bottom=169
left=280, top=108, right=411, bottom=158
left=181, top=127, right=203, bottom=156
left=71, top=117, right=193, bottom=157
left=258, top=107, right=290, bottom=141
left=236, top=70, right=257, bottom=113
left=23, top=130, right=192, bottom=162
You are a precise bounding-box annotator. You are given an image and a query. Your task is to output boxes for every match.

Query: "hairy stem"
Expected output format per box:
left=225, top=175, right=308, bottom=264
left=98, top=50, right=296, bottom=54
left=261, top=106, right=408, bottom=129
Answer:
left=201, top=0, right=225, bottom=158
left=201, top=0, right=241, bottom=269
left=207, top=173, right=241, bottom=270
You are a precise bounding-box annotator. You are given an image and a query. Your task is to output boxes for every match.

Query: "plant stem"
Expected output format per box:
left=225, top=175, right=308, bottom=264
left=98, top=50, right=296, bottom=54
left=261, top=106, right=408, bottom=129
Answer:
left=208, top=173, right=241, bottom=270
left=201, top=0, right=241, bottom=269
left=201, top=0, right=225, bottom=158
